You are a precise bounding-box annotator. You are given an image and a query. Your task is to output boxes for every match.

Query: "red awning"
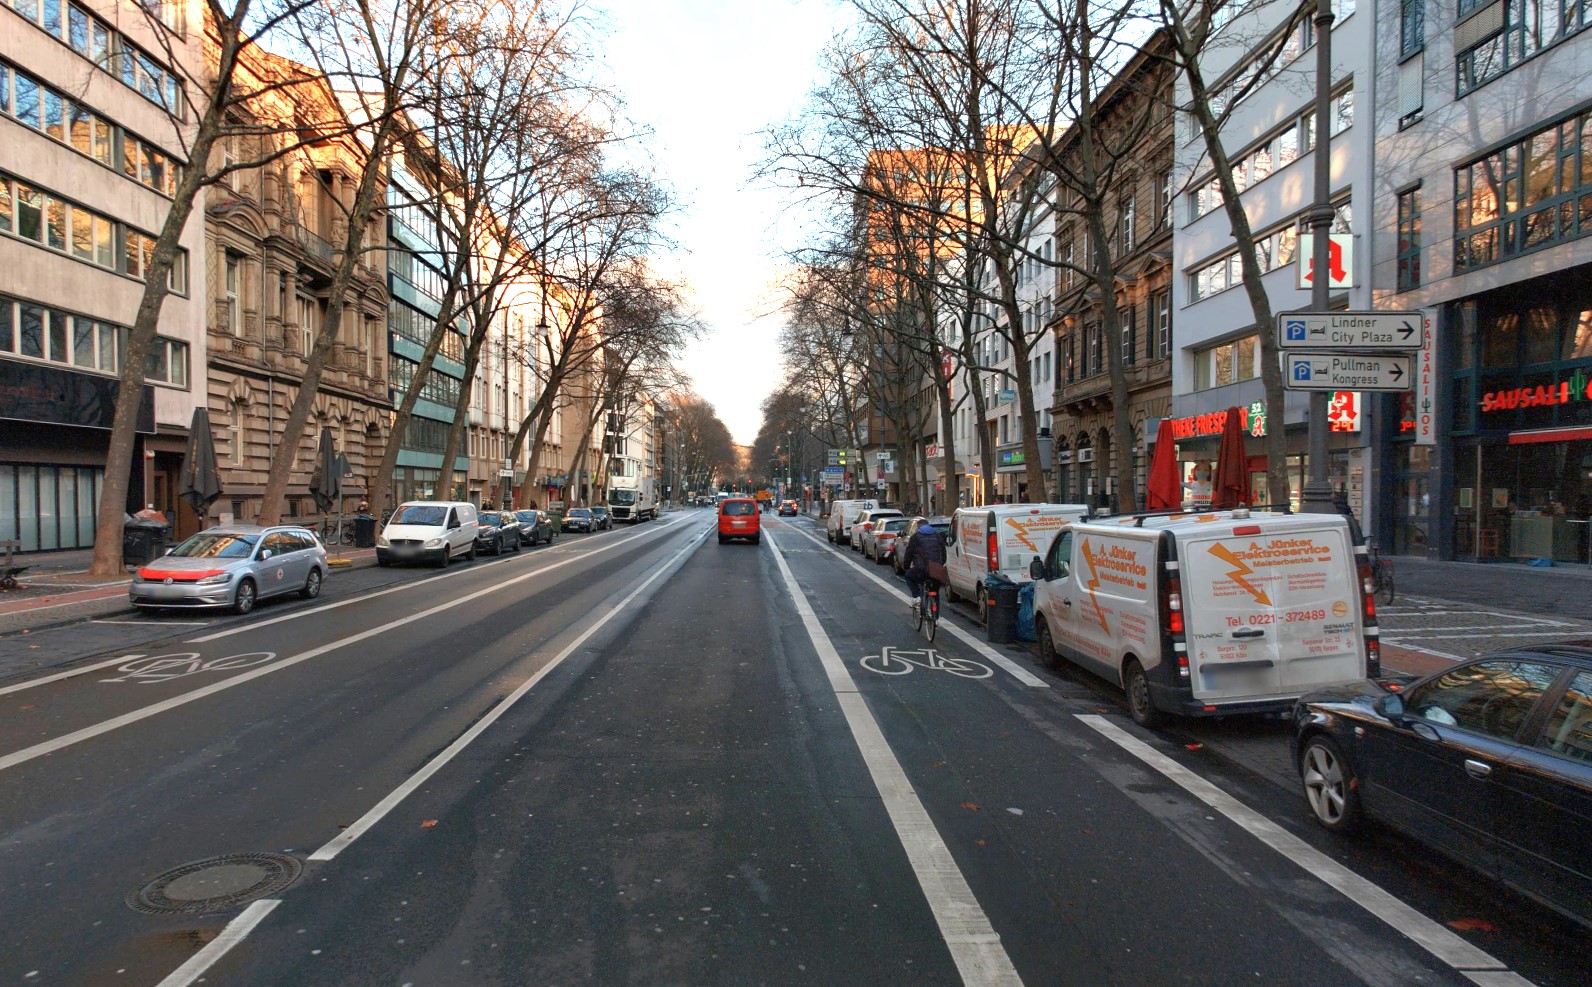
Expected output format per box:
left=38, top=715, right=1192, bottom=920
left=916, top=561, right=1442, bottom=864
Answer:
left=1508, top=426, right=1592, bottom=445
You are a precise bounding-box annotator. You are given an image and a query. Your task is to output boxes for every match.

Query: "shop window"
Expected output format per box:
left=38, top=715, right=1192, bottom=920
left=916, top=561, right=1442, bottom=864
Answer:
left=1482, top=312, right=1519, bottom=367
left=1565, top=309, right=1592, bottom=360
left=1522, top=306, right=1559, bottom=364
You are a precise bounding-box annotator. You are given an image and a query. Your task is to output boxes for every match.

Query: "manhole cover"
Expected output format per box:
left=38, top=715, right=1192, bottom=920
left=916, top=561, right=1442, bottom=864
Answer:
left=128, top=853, right=301, bottom=915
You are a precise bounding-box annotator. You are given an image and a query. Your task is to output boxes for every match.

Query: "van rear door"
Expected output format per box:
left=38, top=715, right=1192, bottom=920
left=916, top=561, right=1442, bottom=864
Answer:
left=1180, top=520, right=1363, bottom=703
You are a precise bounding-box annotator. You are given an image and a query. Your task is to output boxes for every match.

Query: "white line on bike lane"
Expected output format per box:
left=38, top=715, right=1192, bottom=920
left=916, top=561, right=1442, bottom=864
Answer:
left=0, top=519, right=707, bottom=775
left=765, top=531, right=1024, bottom=987
left=777, top=519, right=1048, bottom=688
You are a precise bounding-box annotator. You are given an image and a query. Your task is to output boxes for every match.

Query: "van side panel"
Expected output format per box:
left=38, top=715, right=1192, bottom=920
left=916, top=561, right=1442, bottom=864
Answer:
left=1068, top=531, right=1158, bottom=681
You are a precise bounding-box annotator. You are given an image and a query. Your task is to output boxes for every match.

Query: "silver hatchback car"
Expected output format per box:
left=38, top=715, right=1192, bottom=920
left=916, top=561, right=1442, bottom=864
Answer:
left=130, top=525, right=328, bottom=615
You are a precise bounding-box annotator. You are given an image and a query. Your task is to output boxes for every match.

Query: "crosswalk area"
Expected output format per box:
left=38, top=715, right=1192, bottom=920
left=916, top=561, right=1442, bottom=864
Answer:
left=1378, top=596, right=1592, bottom=660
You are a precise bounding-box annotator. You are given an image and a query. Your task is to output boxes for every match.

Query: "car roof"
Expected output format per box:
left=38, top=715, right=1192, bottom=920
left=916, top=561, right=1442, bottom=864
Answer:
left=1497, top=642, right=1592, bottom=662
left=189, top=524, right=302, bottom=536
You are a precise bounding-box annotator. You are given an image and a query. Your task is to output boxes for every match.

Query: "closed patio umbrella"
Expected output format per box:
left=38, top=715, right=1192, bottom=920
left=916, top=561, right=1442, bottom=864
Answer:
left=1145, top=419, right=1182, bottom=511
left=178, top=407, right=223, bottom=523
left=1210, top=407, right=1251, bottom=511
left=309, top=428, right=341, bottom=514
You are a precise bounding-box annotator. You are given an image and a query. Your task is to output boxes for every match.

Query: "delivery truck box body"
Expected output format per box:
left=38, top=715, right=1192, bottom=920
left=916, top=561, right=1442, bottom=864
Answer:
left=944, top=504, right=1090, bottom=614
left=1029, top=509, right=1380, bottom=725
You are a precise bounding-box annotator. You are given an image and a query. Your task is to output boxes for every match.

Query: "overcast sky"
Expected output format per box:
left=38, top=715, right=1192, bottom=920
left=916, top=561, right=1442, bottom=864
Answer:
left=599, top=0, right=844, bottom=445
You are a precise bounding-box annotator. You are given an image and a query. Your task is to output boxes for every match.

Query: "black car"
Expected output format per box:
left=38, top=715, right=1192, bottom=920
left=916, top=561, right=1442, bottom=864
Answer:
left=475, top=511, right=522, bottom=555
left=777, top=500, right=799, bottom=517
left=1293, top=642, right=1592, bottom=929
left=513, top=510, right=555, bottom=546
left=562, top=507, right=595, bottom=533
left=590, top=506, right=613, bottom=531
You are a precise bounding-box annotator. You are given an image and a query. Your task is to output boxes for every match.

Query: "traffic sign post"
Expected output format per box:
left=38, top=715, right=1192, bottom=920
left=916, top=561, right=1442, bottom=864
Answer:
left=1283, top=353, right=1414, bottom=392
left=1277, top=311, right=1423, bottom=351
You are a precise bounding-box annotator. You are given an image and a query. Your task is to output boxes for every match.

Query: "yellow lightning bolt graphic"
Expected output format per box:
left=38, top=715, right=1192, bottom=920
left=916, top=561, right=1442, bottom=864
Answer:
left=1079, top=538, right=1112, bottom=636
left=1005, top=518, right=1038, bottom=554
left=1207, top=543, right=1272, bottom=606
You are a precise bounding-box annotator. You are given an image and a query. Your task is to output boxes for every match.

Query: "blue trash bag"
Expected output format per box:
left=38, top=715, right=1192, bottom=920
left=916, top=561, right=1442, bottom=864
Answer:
left=1526, top=557, right=1554, bottom=568
left=1016, top=583, right=1038, bottom=642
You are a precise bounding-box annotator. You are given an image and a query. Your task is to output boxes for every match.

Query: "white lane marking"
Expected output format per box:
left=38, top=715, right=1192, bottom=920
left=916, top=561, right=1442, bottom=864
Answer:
left=153, top=898, right=280, bottom=987
left=0, top=654, right=144, bottom=697
left=781, top=521, right=1047, bottom=688
left=766, top=531, right=1024, bottom=986
left=0, top=522, right=705, bottom=774
left=310, top=527, right=710, bottom=861
left=91, top=619, right=210, bottom=626
left=186, top=515, right=687, bottom=644
left=1075, top=715, right=1533, bottom=984
left=1390, top=630, right=1583, bottom=640
left=1380, top=641, right=1464, bottom=663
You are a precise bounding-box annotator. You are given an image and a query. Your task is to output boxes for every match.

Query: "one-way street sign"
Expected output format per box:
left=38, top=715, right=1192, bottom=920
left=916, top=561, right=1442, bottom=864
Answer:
left=1283, top=353, right=1414, bottom=392
left=1277, top=311, right=1423, bottom=351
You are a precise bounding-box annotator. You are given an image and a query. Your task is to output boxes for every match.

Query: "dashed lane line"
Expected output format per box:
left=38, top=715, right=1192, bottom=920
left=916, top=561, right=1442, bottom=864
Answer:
left=1078, top=714, right=1536, bottom=987
left=153, top=899, right=280, bottom=987
left=0, top=520, right=704, bottom=773
left=766, top=531, right=1023, bottom=987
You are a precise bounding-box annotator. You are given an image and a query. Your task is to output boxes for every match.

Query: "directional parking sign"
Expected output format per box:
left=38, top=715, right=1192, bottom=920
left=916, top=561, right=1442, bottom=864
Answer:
left=1283, top=353, right=1414, bottom=392
left=1277, top=312, right=1423, bottom=351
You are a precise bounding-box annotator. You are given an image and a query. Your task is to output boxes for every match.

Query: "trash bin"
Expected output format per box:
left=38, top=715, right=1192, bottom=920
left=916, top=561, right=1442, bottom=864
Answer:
left=1016, top=583, right=1038, bottom=642
left=353, top=513, right=378, bottom=548
left=122, top=519, right=170, bottom=566
left=985, top=575, right=1020, bottom=644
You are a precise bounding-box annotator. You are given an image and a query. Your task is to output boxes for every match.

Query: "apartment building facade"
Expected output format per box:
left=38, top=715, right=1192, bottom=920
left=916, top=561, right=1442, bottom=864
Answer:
left=1, top=0, right=204, bottom=549
left=1371, top=0, right=1592, bottom=562
left=1171, top=0, right=1378, bottom=520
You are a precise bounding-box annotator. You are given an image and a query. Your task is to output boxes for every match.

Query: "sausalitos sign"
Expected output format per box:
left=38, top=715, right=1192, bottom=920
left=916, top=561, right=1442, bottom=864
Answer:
left=1479, top=370, right=1592, bottom=413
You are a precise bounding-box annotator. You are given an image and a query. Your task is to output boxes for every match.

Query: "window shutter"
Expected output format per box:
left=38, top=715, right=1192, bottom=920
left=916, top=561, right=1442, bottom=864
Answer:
left=1455, top=2, right=1503, bottom=53
left=1397, top=51, right=1424, bottom=117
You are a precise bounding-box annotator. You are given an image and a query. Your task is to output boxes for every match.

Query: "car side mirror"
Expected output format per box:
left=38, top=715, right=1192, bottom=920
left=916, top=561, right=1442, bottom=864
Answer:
left=259, top=549, right=273, bottom=561
left=1029, top=558, right=1046, bottom=581
left=1373, top=693, right=1405, bottom=719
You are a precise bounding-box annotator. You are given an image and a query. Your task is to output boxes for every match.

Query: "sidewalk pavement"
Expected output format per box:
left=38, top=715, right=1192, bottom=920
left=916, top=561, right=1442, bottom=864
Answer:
left=0, top=545, right=378, bottom=636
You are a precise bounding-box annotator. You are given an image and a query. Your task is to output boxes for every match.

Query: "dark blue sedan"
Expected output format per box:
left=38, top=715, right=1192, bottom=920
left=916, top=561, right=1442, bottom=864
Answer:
left=1293, top=641, right=1592, bottom=929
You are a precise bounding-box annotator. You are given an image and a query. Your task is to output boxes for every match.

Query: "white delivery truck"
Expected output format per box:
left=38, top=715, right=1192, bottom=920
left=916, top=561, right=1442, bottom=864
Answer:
left=1028, top=509, right=1381, bottom=726
left=944, top=503, right=1091, bottom=620
left=825, top=498, right=878, bottom=545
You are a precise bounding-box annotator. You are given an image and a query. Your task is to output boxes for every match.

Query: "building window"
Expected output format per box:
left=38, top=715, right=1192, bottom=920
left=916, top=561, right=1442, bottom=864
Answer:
left=1400, top=0, right=1425, bottom=56
left=1193, top=334, right=1259, bottom=390
left=1189, top=218, right=1307, bottom=301
left=1153, top=290, right=1171, bottom=358
left=225, top=254, right=241, bottom=332
left=1157, top=168, right=1172, bottom=228
left=0, top=171, right=185, bottom=284
left=144, top=335, right=188, bottom=386
left=1397, top=187, right=1422, bottom=291
left=1122, top=305, right=1136, bottom=366
left=1456, top=0, right=1591, bottom=97
left=1187, top=89, right=1349, bottom=223
left=1119, top=195, right=1136, bottom=254
left=1454, top=110, right=1592, bottom=271
left=1087, top=323, right=1102, bottom=376
left=297, top=294, right=316, bottom=357
left=230, top=401, right=244, bottom=465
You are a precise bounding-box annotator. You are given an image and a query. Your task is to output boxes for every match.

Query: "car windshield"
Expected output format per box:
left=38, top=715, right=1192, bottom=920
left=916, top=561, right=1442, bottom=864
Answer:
left=882, top=519, right=911, bottom=533
left=168, top=532, right=258, bottom=559
left=515, top=512, right=538, bottom=524
left=722, top=501, right=756, bottom=516
left=480, top=512, right=504, bottom=526
left=391, top=505, right=446, bottom=525
left=593, top=508, right=608, bottom=515
left=569, top=509, right=592, bottom=517
left=609, top=491, right=636, bottom=505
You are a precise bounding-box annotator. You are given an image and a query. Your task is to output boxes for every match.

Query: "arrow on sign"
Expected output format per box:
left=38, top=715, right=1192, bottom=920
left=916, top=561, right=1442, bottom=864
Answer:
left=1389, top=364, right=1404, bottom=382
left=1399, top=320, right=1417, bottom=341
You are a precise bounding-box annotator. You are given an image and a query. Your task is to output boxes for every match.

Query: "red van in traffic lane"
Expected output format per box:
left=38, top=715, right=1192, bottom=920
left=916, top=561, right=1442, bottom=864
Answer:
left=718, top=497, right=761, bottom=545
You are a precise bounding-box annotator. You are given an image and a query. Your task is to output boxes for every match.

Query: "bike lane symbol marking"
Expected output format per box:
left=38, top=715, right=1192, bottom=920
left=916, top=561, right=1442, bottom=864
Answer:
left=101, top=652, right=279, bottom=684
left=859, top=646, right=992, bottom=679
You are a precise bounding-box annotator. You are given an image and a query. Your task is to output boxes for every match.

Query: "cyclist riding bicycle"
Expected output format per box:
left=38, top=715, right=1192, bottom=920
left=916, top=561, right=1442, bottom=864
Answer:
left=901, top=521, right=946, bottom=609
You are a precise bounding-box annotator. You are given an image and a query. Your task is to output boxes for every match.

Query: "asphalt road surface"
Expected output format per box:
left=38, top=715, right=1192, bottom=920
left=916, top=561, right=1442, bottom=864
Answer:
left=1, top=510, right=1585, bottom=986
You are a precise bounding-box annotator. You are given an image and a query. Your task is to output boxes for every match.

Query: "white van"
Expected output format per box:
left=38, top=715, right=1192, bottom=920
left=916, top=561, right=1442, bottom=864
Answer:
left=944, top=503, right=1090, bottom=619
left=825, top=498, right=878, bottom=545
left=1029, top=509, right=1380, bottom=726
left=376, top=501, right=479, bottom=567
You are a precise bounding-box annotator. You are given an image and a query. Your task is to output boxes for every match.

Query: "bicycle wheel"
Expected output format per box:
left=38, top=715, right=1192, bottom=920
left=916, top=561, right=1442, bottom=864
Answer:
left=922, top=595, right=938, bottom=642
left=913, top=597, right=926, bottom=633
left=937, top=656, right=994, bottom=679
left=860, top=652, right=913, bottom=676
left=1376, top=565, right=1395, bottom=606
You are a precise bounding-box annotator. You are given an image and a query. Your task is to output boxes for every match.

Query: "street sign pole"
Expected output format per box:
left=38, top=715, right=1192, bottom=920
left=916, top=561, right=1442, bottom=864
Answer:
left=1301, top=3, right=1337, bottom=516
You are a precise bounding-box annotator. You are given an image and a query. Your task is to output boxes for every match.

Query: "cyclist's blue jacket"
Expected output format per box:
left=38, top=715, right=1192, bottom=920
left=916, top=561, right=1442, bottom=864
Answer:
left=903, top=525, right=946, bottom=576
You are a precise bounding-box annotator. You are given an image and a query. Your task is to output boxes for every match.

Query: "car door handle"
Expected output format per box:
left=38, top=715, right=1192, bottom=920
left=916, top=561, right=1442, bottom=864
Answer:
left=1464, top=759, right=1493, bottom=780
left=1061, top=599, right=1072, bottom=607
left=1231, top=628, right=1265, bottom=638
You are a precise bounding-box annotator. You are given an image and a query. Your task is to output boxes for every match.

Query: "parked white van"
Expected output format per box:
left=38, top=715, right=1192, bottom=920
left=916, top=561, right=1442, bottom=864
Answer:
left=944, top=503, right=1090, bottom=619
left=376, top=501, right=479, bottom=567
left=1028, top=509, right=1380, bottom=726
left=825, top=498, right=879, bottom=545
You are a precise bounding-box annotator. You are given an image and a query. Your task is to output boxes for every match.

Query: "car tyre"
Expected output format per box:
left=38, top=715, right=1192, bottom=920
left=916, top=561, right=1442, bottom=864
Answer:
left=1037, top=618, right=1061, bottom=669
left=464, top=541, right=476, bottom=561
left=976, top=586, right=989, bottom=624
left=437, top=546, right=451, bottom=568
left=1300, top=735, right=1361, bottom=833
left=751, top=535, right=761, bottom=545
left=718, top=534, right=727, bottom=544
left=301, top=568, right=323, bottom=600
left=233, top=578, right=257, bottom=615
left=1124, top=659, right=1160, bottom=728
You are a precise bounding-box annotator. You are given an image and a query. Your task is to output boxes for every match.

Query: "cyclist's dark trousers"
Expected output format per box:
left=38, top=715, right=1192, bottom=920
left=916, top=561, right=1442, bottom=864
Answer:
left=905, top=567, right=928, bottom=602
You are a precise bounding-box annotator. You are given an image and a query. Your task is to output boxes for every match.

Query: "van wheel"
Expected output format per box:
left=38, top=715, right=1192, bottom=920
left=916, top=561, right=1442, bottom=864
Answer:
left=976, top=586, right=989, bottom=624
left=464, top=542, right=477, bottom=561
left=827, top=529, right=835, bottom=543
left=437, top=546, right=451, bottom=568
left=1037, top=619, right=1061, bottom=669
left=1124, top=660, right=1160, bottom=728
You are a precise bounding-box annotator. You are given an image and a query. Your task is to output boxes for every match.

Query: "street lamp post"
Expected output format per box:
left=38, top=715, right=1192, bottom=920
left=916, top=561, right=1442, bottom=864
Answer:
left=1300, top=4, right=1338, bottom=516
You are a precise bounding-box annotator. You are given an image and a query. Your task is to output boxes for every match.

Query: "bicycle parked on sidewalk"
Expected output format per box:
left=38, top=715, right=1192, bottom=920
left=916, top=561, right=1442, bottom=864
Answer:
left=1368, top=541, right=1394, bottom=605
left=319, top=516, right=355, bottom=546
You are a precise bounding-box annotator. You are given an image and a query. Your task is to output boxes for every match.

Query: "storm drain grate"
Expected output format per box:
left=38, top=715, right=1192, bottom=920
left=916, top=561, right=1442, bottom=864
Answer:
left=127, top=852, right=302, bottom=915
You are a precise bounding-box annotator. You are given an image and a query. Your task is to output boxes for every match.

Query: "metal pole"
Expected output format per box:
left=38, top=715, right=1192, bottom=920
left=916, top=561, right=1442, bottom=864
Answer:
left=1301, top=3, right=1338, bottom=515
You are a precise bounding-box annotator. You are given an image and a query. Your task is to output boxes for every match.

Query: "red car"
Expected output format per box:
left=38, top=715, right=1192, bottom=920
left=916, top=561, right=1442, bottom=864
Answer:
left=717, top=497, right=761, bottom=545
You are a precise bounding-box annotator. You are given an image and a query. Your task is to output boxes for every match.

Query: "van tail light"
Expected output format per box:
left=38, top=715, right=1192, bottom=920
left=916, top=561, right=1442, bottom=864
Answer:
left=1161, top=570, right=1184, bottom=637
left=1357, top=558, right=1377, bottom=624
left=987, top=531, right=999, bottom=570
left=1366, top=638, right=1382, bottom=678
